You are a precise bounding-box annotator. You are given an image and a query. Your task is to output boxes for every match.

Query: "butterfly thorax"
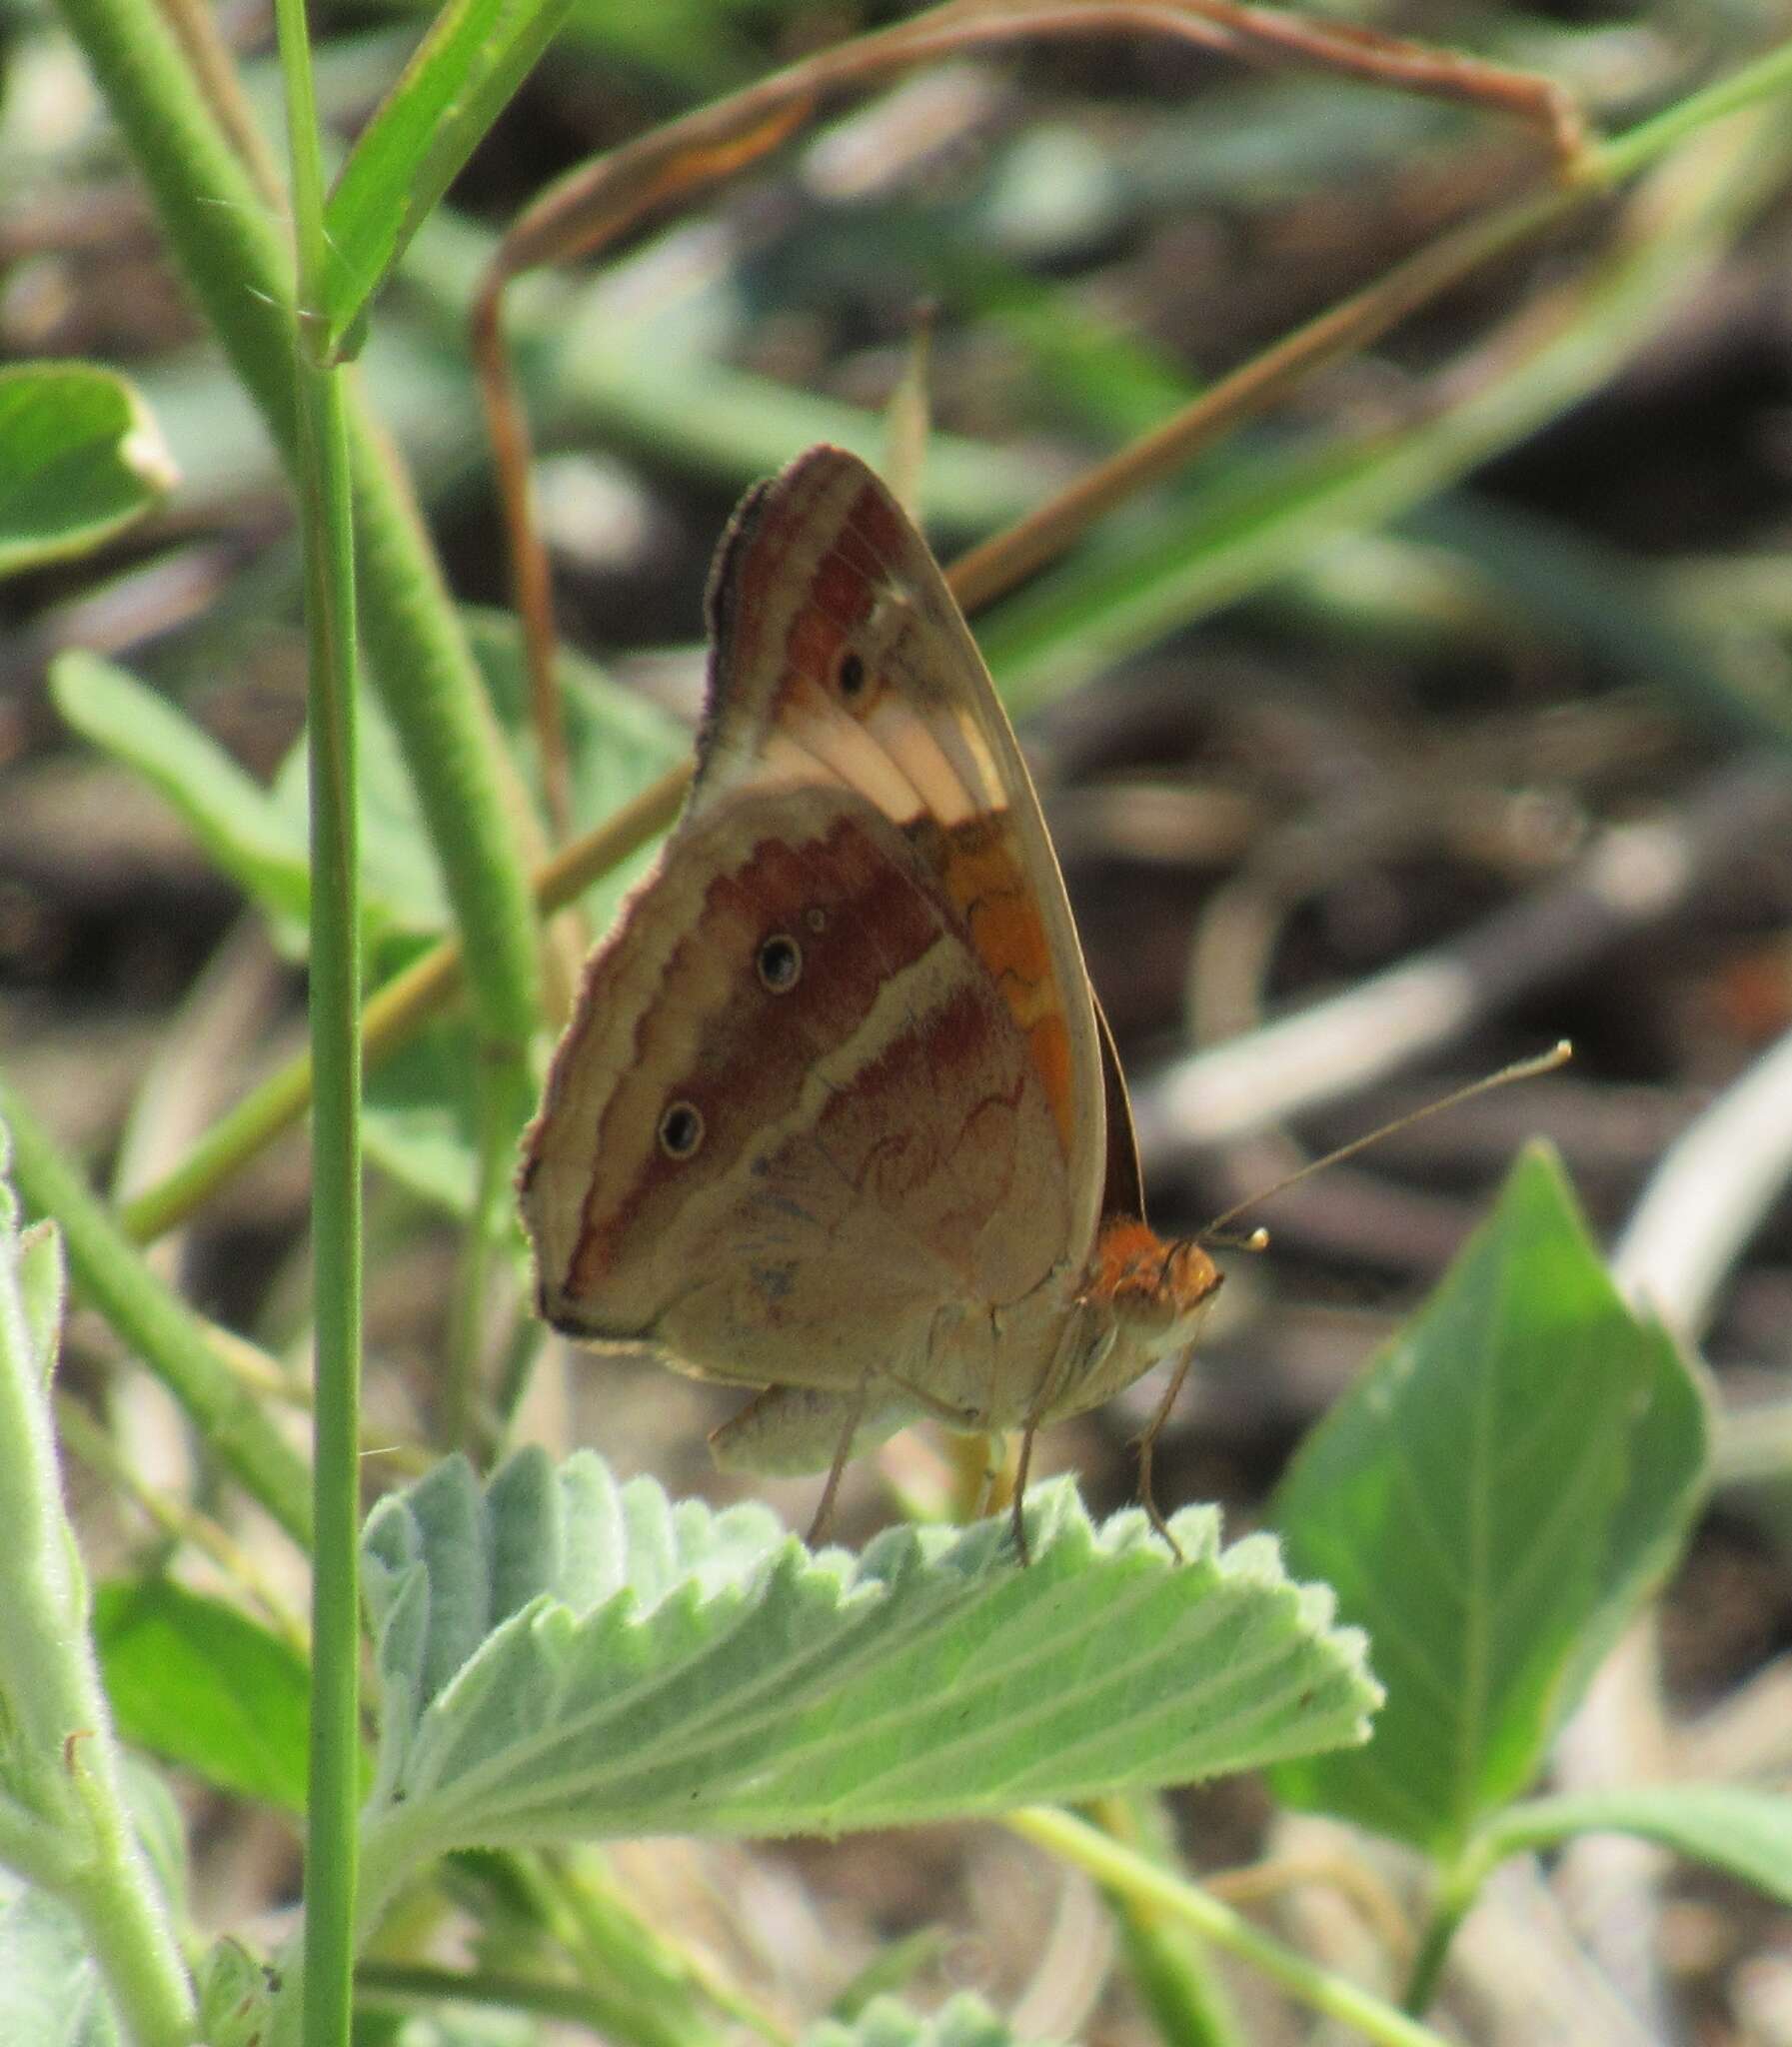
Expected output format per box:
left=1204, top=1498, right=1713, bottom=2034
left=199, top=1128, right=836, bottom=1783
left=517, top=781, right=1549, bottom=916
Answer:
left=1042, top=1221, right=1221, bottom=1424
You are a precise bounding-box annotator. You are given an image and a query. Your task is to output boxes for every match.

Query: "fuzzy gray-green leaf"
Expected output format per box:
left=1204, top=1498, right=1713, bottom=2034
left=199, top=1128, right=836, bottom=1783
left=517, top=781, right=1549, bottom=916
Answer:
left=359, top=1453, right=1377, bottom=1922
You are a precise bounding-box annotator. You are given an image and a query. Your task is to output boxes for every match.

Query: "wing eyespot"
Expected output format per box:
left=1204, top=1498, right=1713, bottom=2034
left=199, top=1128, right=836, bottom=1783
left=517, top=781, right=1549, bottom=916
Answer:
left=658, top=1101, right=705, bottom=1157
left=836, top=650, right=867, bottom=700
left=757, top=934, right=803, bottom=993
left=805, top=906, right=828, bottom=935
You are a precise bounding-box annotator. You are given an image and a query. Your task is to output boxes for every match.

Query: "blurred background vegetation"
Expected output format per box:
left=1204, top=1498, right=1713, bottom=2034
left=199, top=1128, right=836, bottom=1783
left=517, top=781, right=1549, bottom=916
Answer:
left=3, top=0, right=1792, bottom=2039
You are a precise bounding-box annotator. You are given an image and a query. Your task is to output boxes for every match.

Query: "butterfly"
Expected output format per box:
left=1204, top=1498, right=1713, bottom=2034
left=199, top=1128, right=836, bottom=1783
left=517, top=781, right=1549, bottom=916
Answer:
left=519, top=444, right=1219, bottom=1553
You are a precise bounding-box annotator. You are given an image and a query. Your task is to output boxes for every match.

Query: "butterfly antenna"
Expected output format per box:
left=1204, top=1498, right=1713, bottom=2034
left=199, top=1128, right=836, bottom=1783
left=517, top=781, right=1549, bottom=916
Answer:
left=1198, top=1040, right=1572, bottom=1242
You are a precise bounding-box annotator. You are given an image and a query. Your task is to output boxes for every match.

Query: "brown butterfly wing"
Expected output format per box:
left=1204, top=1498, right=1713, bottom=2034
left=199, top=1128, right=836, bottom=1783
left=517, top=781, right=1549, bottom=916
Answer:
left=690, top=446, right=1109, bottom=1266
left=519, top=785, right=1074, bottom=1404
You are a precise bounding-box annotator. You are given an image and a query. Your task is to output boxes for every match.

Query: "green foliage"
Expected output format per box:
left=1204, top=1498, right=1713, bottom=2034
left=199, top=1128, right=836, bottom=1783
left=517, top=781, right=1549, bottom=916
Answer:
left=53, top=620, right=681, bottom=964
left=53, top=623, right=684, bottom=1220
left=0, top=363, right=175, bottom=577
left=803, top=1994, right=1040, bottom=2047
left=0, top=1130, right=200, bottom=2047
left=356, top=1451, right=1378, bottom=1918
left=93, top=1579, right=312, bottom=1814
left=0, top=1767, right=186, bottom=2047
left=51, top=652, right=316, bottom=949
left=1269, top=1145, right=1708, bottom=1857
left=1473, top=1785, right=1792, bottom=1905
left=10, top=6, right=1792, bottom=2042
left=320, top=0, right=578, bottom=355
left=195, top=1937, right=276, bottom=2047
left=0, top=1875, right=123, bottom=2047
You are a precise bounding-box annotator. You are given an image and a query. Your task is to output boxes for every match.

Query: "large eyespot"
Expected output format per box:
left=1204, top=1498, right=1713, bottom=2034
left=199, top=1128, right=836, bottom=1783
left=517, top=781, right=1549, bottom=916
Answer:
left=757, top=933, right=802, bottom=993
left=658, top=1101, right=705, bottom=1158
left=836, top=650, right=867, bottom=699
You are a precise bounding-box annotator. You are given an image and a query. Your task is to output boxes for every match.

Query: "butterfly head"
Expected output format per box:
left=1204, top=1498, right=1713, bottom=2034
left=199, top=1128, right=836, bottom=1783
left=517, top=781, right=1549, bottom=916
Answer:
left=1091, top=1220, right=1219, bottom=1331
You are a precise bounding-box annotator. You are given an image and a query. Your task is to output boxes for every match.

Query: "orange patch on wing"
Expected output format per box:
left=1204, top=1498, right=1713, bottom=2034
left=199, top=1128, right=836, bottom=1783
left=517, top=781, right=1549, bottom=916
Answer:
left=927, top=815, right=1074, bottom=1156
left=965, top=886, right=1054, bottom=1012
left=1027, top=1011, right=1075, bottom=1156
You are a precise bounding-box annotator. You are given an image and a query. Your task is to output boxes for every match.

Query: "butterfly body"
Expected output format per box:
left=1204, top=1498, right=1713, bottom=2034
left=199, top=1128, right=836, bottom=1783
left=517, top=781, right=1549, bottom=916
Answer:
left=520, top=446, right=1218, bottom=1528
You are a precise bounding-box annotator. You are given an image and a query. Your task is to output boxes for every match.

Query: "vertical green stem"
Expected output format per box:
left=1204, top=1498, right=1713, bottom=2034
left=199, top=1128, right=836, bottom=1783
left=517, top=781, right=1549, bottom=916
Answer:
left=1401, top=1856, right=1483, bottom=2016
left=271, top=1, right=361, bottom=2042
left=50, top=0, right=541, bottom=1070
left=1087, top=1796, right=1244, bottom=2047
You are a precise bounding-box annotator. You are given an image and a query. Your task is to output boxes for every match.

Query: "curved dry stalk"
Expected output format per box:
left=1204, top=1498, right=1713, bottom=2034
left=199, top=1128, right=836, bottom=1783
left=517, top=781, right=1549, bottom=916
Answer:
left=472, top=0, right=1585, bottom=837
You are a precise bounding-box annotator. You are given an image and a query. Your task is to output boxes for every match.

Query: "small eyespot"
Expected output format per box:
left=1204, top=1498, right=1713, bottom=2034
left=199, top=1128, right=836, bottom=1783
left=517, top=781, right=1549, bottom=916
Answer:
left=659, top=1101, right=704, bottom=1157
left=837, top=650, right=867, bottom=698
left=805, top=906, right=828, bottom=935
left=757, top=933, right=802, bottom=992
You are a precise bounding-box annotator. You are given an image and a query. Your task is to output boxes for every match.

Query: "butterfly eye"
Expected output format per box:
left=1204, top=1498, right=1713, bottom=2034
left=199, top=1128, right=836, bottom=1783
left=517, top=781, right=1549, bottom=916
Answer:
left=757, top=934, right=802, bottom=992
left=658, top=1101, right=705, bottom=1158
left=836, top=650, right=867, bottom=699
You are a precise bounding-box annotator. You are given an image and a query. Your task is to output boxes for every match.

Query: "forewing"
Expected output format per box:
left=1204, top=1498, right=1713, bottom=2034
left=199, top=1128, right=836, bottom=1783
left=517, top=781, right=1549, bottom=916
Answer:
left=695, top=445, right=1106, bottom=1261
left=519, top=786, right=1072, bottom=1394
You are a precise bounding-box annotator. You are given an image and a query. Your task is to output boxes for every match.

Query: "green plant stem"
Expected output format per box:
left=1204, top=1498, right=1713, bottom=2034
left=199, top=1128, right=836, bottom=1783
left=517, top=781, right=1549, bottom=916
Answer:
left=1593, top=32, right=1792, bottom=185
left=51, top=0, right=541, bottom=1071
left=0, top=1072, right=312, bottom=1544
left=520, top=1850, right=752, bottom=2047
left=1087, top=1795, right=1244, bottom=2047
left=355, top=1961, right=738, bottom=2038
left=272, top=4, right=362, bottom=2045
left=1007, top=1809, right=1448, bottom=2047
left=1401, top=1859, right=1481, bottom=2016
left=0, top=1164, right=198, bottom=2047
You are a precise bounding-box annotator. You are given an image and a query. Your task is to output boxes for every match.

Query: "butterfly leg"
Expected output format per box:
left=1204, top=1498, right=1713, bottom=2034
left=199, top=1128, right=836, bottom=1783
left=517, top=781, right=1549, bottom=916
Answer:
left=806, top=1370, right=872, bottom=1548
left=1005, top=1306, right=1104, bottom=1566
left=1008, top=1422, right=1037, bottom=1565
left=1134, top=1347, right=1197, bottom=1563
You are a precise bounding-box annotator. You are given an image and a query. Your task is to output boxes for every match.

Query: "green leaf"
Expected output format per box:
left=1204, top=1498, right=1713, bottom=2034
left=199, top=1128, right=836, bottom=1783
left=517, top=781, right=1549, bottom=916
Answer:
left=1269, top=1144, right=1708, bottom=1857
left=364, top=1018, right=485, bottom=1217
left=0, top=363, right=176, bottom=577
left=92, top=1578, right=310, bottom=1812
left=50, top=653, right=312, bottom=946
left=464, top=610, right=686, bottom=930
left=0, top=1876, right=120, bottom=2047
left=320, top=0, right=577, bottom=354
left=195, top=1938, right=276, bottom=2047
left=1474, top=1785, right=1792, bottom=1906
left=804, top=1993, right=1038, bottom=2047
left=55, top=652, right=453, bottom=959
left=358, top=1452, right=1378, bottom=1920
